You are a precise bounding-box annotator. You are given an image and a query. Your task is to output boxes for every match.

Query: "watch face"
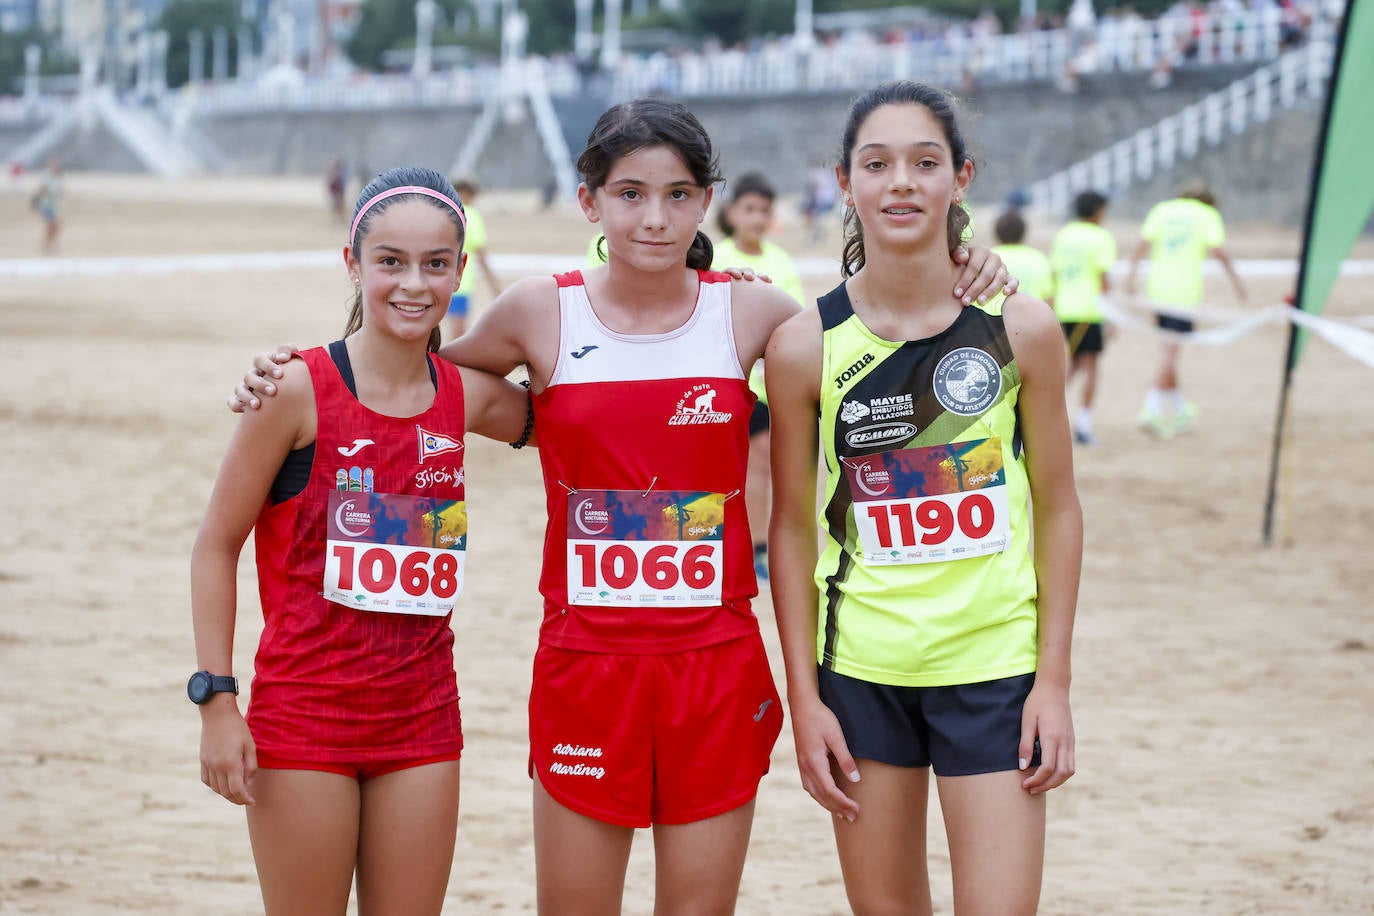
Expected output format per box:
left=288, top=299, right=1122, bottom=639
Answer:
left=187, top=672, right=211, bottom=703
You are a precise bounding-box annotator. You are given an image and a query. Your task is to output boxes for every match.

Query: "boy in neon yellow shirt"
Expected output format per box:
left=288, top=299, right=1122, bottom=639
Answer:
left=991, top=209, right=1051, bottom=301
left=1050, top=191, right=1116, bottom=445
left=1127, top=185, right=1246, bottom=435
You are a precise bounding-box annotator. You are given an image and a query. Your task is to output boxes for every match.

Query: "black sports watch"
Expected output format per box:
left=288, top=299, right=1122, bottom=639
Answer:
left=187, top=671, right=239, bottom=705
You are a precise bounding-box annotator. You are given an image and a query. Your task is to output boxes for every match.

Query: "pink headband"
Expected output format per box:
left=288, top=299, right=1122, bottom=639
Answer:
left=349, top=186, right=467, bottom=248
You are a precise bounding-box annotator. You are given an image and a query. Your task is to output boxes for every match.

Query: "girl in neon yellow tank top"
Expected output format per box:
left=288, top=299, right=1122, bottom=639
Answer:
left=767, top=81, right=1084, bottom=913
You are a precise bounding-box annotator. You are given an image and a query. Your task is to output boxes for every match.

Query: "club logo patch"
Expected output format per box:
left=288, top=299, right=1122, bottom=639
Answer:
left=417, top=426, right=464, bottom=463
left=669, top=384, right=732, bottom=426
left=840, top=400, right=870, bottom=424
left=932, top=348, right=1001, bottom=416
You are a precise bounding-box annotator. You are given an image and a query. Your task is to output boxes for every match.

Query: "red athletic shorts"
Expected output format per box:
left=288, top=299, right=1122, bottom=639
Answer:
left=529, top=633, right=783, bottom=828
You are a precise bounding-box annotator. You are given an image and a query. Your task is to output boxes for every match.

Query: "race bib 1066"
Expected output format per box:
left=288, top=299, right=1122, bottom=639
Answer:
left=324, top=491, right=467, bottom=616
left=843, top=438, right=1010, bottom=566
left=566, top=489, right=725, bottom=607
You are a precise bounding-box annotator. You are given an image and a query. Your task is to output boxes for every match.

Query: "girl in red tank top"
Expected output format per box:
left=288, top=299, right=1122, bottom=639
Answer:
left=190, top=167, right=531, bottom=915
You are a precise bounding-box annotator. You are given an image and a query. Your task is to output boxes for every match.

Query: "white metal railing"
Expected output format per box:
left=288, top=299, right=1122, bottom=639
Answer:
left=130, top=1, right=1348, bottom=117
left=1026, top=38, right=1333, bottom=217
left=168, top=58, right=583, bottom=115
left=607, top=3, right=1341, bottom=99
left=2, top=3, right=1342, bottom=126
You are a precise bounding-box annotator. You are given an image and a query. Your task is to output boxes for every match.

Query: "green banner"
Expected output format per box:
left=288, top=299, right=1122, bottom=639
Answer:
left=1292, top=0, right=1374, bottom=365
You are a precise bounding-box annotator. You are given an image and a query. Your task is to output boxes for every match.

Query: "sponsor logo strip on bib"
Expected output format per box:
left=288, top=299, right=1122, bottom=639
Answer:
left=844, top=438, right=1010, bottom=565
left=566, top=489, right=725, bottom=607
left=324, top=491, right=467, bottom=615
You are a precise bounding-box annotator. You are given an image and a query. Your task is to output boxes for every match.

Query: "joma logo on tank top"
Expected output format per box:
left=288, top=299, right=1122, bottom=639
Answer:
left=834, top=352, right=875, bottom=388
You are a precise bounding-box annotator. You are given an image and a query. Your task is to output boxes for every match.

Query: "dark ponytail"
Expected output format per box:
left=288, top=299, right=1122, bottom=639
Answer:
left=686, top=231, right=713, bottom=270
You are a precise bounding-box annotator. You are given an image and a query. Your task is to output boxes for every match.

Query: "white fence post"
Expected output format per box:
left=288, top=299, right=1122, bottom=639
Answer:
left=1112, top=139, right=1132, bottom=193
left=1253, top=67, right=1272, bottom=122
left=1159, top=114, right=1177, bottom=169
left=1204, top=93, right=1224, bottom=145
left=1229, top=80, right=1248, bottom=134
left=1180, top=103, right=1200, bottom=156
left=1134, top=128, right=1154, bottom=182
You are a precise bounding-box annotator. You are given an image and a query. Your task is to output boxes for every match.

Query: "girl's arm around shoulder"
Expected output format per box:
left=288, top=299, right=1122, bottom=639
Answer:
left=731, top=276, right=804, bottom=367
left=1002, top=292, right=1082, bottom=795
left=439, top=276, right=558, bottom=382
left=458, top=366, right=535, bottom=447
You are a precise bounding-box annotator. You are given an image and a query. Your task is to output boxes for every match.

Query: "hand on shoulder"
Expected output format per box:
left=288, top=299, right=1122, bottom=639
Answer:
left=254, top=353, right=314, bottom=409
left=231, top=352, right=316, bottom=452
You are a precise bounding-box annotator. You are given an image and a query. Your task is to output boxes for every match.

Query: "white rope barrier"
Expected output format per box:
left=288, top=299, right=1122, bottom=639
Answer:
left=1, top=250, right=1370, bottom=368
left=1102, top=295, right=1374, bottom=368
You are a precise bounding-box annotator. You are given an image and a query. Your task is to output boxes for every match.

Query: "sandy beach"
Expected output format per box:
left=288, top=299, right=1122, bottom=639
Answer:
left=1, top=172, right=1371, bottom=914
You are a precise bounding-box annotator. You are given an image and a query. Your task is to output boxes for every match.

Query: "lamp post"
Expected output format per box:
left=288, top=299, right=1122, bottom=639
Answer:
left=212, top=25, right=229, bottom=81
left=237, top=25, right=254, bottom=80
left=188, top=29, right=205, bottom=83
left=601, top=0, right=622, bottom=70
left=153, top=31, right=169, bottom=96
left=275, top=7, right=295, bottom=69
left=23, top=43, right=41, bottom=111
left=500, top=3, right=528, bottom=122
left=574, top=0, right=594, bottom=61
left=794, top=0, right=814, bottom=50
left=414, top=0, right=437, bottom=78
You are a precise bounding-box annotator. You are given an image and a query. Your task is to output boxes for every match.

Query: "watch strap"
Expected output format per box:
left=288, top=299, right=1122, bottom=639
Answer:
left=209, top=674, right=239, bottom=695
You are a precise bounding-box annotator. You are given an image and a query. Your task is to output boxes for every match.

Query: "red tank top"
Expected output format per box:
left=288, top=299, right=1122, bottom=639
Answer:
left=248, top=345, right=468, bottom=760
left=533, top=270, right=760, bottom=654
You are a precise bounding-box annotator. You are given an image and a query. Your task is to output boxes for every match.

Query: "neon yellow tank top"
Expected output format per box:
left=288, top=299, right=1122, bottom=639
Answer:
left=815, top=284, right=1039, bottom=687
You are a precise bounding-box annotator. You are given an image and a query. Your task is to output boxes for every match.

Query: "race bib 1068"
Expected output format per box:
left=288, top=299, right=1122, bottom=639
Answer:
left=324, top=491, right=467, bottom=616
left=843, top=438, right=1010, bottom=566
left=566, top=489, right=725, bottom=607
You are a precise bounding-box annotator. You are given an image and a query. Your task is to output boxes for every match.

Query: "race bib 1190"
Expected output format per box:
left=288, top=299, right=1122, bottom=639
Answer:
left=843, top=438, right=1010, bottom=566
left=566, top=489, right=725, bottom=607
left=324, top=491, right=467, bottom=615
